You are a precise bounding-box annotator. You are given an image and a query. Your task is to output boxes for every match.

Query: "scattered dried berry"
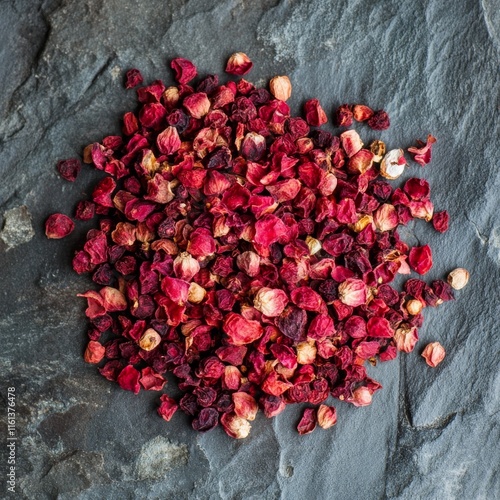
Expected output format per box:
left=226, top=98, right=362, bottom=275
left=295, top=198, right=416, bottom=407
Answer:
left=47, top=54, right=466, bottom=439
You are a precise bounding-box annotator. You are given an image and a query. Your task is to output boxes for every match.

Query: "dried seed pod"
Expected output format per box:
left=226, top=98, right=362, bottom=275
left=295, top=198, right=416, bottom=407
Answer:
left=447, top=268, right=469, bottom=290
left=269, top=75, right=292, bottom=101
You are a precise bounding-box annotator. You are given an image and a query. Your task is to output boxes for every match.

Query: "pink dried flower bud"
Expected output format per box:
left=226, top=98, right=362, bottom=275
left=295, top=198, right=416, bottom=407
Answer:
left=45, top=213, right=75, bottom=239
left=139, top=328, right=161, bottom=351
left=296, top=341, right=317, bottom=365
left=421, top=342, right=446, bottom=367
left=317, top=404, right=337, bottom=429
left=232, top=392, right=258, bottom=421
left=447, top=268, right=469, bottom=290
left=84, top=340, right=105, bottom=364
left=350, top=386, right=372, bottom=407
left=269, top=75, right=292, bottom=101
left=353, top=104, right=374, bottom=122
left=380, top=149, right=406, bottom=179
left=170, top=57, right=197, bottom=84
left=338, top=278, right=367, bottom=307
left=125, top=68, right=143, bottom=89
left=374, top=204, right=399, bottom=232
left=221, top=412, right=252, bottom=439
left=158, top=395, right=178, bottom=422
left=409, top=245, right=433, bottom=275
left=336, top=104, right=353, bottom=127
left=188, top=282, right=206, bottom=304
left=156, top=126, right=181, bottom=155
left=236, top=251, right=261, bottom=277
left=367, top=109, right=390, bottom=130
left=225, top=52, right=253, bottom=75
left=340, top=129, right=363, bottom=158
left=241, top=132, right=266, bottom=161
left=304, top=98, right=328, bottom=127
left=253, top=287, right=288, bottom=317
left=347, top=148, right=374, bottom=174
left=394, top=324, right=419, bottom=353
left=173, top=252, right=201, bottom=281
left=183, top=92, right=211, bottom=119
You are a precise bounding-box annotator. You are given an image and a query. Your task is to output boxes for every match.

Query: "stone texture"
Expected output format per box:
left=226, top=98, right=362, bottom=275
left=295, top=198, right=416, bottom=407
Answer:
left=0, top=0, right=499, bottom=498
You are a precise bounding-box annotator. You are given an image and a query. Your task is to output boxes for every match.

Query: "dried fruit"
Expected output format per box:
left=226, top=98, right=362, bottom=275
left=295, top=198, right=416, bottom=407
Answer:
left=447, top=268, right=469, bottom=290
left=421, top=342, right=446, bottom=367
left=125, top=69, right=143, bottom=89
left=47, top=54, right=464, bottom=439
left=57, top=158, right=81, bottom=182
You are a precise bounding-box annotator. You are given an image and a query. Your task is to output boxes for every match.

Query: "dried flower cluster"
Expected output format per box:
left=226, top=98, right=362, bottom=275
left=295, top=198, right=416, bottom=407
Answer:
left=46, top=53, right=468, bottom=438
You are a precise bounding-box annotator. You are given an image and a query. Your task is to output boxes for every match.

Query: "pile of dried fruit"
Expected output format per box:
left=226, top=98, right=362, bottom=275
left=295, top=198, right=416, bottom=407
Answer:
left=46, top=53, right=468, bottom=437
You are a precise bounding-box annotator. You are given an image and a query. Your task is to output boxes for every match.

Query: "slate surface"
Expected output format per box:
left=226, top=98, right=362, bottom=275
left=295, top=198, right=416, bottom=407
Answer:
left=1, top=0, right=499, bottom=498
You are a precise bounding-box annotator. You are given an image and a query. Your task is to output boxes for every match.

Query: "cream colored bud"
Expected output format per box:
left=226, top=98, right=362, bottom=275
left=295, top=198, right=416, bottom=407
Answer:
left=305, top=235, right=322, bottom=255
left=380, top=149, right=406, bottom=179
left=269, top=76, right=292, bottom=101
left=406, top=299, right=424, bottom=315
left=188, top=282, right=206, bottom=303
left=139, top=328, right=161, bottom=351
left=447, top=268, right=469, bottom=290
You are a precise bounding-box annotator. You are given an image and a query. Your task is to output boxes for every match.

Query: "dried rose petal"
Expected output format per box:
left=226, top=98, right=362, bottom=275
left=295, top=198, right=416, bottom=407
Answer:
left=304, top=99, right=327, bottom=127
left=170, top=58, right=197, bottom=84
left=408, top=135, right=437, bottom=166
left=45, top=213, right=75, bottom=239
left=421, top=342, right=445, bottom=367
left=84, top=340, right=105, bottom=364
left=353, top=104, right=374, bottom=122
left=223, top=313, right=264, bottom=346
left=297, top=407, right=317, bottom=435
left=140, top=367, right=166, bottom=391
left=183, top=92, right=211, bottom=119
left=57, top=158, right=81, bottom=182
left=432, top=210, right=449, bottom=233
left=117, top=365, right=141, bottom=394
left=409, top=245, right=433, bottom=275
left=291, top=287, right=327, bottom=313
left=232, top=392, right=258, bottom=421
left=225, top=52, right=253, bottom=75
left=158, top=395, right=178, bottom=421
left=125, top=68, right=143, bottom=89
left=157, top=126, right=181, bottom=155
left=367, top=316, right=394, bottom=338
left=394, top=324, right=419, bottom=352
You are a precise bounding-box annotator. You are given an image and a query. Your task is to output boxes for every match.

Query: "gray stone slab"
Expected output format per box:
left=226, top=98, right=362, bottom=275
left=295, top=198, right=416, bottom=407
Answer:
left=1, top=0, right=499, bottom=498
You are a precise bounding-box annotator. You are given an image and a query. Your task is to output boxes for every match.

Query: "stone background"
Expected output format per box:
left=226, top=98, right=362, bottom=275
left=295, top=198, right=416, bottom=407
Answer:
left=1, top=0, right=499, bottom=498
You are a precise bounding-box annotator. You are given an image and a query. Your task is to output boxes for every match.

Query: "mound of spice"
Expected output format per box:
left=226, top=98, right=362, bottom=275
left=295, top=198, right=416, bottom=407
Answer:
left=47, top=53, right=468, bottom=438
